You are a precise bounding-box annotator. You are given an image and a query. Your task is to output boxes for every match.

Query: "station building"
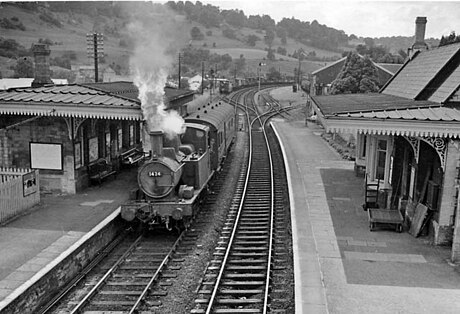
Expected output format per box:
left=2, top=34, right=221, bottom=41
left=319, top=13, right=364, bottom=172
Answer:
left=0, top=43, right=194, bottom=195
left=310, top=17, right=460, bottom=261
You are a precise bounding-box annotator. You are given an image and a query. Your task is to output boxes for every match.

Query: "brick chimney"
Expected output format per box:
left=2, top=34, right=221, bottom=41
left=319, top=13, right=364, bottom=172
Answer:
left=31, top=43, right=53, bottom=88
left=412, top=16, right=428, bottom=51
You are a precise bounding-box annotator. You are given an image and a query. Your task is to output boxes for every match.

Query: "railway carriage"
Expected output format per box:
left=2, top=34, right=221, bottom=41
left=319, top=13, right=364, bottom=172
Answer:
left=121, top=100, right=235, bottom=230
left=185, top=101, right=235, bottom=171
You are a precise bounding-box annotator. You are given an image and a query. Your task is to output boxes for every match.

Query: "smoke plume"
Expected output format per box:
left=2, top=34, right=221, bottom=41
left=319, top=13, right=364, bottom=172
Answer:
left=127, top=6, right=187, bottom=139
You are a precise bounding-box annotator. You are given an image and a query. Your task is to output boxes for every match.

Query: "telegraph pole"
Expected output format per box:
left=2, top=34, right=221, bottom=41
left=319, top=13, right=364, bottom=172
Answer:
left=86, top=33, right=104, bottom=83
left=178, top=53, right=181, bottom=89
left=201, top=61, right=204, bottom=94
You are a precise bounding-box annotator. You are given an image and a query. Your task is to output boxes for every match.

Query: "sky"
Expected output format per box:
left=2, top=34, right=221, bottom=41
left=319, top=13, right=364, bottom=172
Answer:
left=203, top=0, right=460, bottom=38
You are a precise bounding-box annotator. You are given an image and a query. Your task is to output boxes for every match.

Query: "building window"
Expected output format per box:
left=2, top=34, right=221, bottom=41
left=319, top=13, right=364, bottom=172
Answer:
left=105, top=132, right=110, bottom=157
left=376, top=139, right=387, bottom=180
left=129, top=125, right=134, bottom=146
left=118, top=128, right=122, bottom=150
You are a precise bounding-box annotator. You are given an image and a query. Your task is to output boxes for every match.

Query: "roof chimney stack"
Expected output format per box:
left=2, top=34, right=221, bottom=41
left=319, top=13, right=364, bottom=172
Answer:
left=31, top=43, right=53, bottom=88
left=412, top=16, right=428, bottom=51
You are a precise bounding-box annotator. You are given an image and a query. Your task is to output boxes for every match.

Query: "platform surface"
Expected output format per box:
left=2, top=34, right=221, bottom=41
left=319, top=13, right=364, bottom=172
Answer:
left=0, top=168, right=137, bottom=309
left=271, top=86, right=460, bottom=314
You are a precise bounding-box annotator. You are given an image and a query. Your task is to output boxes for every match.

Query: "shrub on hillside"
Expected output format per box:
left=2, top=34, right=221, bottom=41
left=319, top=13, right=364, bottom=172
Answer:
left=222, top=28, right=236, bottom=39
left=246, top=34, right=260, bottom=47
left=191, top=26, right=204, bottom=40
left=39, top=12, right=62, bottom=28
left=0, top=17, right=26, bottom=31
left=0, top=37, right=30, bottom=58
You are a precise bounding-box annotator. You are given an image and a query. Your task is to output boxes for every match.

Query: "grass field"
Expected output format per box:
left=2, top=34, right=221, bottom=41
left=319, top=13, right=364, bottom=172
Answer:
left=1, top=5, right=337, bottom=79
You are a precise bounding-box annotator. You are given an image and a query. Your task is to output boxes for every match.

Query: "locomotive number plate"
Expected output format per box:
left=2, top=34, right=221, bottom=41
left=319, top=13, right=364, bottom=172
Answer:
left=149, top=171, right=162, bottom=177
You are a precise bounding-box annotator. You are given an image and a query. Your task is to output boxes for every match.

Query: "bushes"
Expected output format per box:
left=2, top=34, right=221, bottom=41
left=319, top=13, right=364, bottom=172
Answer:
left=222, top=28, right=236, bottom=39
left=39, top=11, right=62, bottom=28
left=0, top=37, right=30, bottom=59
left=0, top=17, right=26, bottom=31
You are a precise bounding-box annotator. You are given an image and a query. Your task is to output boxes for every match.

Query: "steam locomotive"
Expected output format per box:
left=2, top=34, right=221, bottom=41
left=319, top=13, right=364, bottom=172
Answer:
left=121, top=100, right=235, bottom=230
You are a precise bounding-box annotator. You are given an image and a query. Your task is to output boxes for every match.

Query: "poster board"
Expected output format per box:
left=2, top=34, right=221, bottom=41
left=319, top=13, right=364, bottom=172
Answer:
left=74, top=142, right=82, bottom=168
left=30, top=142, right=62, bottom=170
left=23, top=171, right=38, bottom=196
left=89, top=137, right=98, bottom=162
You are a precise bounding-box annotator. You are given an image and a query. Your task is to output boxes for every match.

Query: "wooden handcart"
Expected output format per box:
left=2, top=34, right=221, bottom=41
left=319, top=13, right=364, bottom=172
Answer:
left=368, top=208, right=403, bottom=232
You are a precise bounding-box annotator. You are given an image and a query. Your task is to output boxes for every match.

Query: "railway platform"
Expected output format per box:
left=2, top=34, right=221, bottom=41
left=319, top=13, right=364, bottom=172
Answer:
left=0, top=167, right=138, bottom=311
left=271, top=87, right=460, bottom=313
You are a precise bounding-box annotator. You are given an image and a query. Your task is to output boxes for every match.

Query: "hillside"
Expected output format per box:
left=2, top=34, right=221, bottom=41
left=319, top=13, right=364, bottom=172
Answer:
left=0, top=1, right=431, bottom=83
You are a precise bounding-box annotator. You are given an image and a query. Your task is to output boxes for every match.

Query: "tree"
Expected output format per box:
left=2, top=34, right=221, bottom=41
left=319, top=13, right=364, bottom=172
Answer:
left=277, top=46, right=287, bottom=56
left=222, top=28, right=236, bottom=39
left=246, top=34, right=259, bottom=47
left=14, top=57, right=34, bottom=77
left=276, top=27, right=287, bottom=45
left=264, top=29, right=275, bottom=47
left=439, top=31, right=460, bottom=47
left=266, top=66, right=281, bottom=81
left=330, top=52, right=380, bottom=94
left=266, top=48, right=275, bottom=61
left=234, top=54, right=246, bottom=74
left=190, top=26, right=204, bottom=40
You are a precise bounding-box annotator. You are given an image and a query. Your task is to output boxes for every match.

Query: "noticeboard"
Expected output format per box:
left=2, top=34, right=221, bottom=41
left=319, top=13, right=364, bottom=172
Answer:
left=23, top=171, right=38, bottom=197
left=30, top=142, right=62, bottom=170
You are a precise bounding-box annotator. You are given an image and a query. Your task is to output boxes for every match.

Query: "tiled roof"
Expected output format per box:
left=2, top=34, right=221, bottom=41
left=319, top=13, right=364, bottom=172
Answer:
left=311, top=93, right=437, bottom=116
left=0, top=84, right=142, bottom=120
left=82, top=82, right=195, bottom=102
left=82, top=81, right=140, bottom=101
left=428, top=65, right=460, bottom=103
left=382, top=43, right=460, bottom=100
left=336, top=106, right=460, bottom=121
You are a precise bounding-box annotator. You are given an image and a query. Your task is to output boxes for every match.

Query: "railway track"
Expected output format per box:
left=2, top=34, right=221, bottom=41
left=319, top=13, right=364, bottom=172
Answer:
left=192, top=88, right=293, bottom=313
left=41, top=97, right=249, bottom=313
left=40, top=86, right=293, bottom=314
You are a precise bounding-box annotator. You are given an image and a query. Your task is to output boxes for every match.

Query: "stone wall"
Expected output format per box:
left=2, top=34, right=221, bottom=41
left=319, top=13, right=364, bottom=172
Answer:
left=0, top=116, right=75, bottom=194
left=1, top=216, right=124, bottom=314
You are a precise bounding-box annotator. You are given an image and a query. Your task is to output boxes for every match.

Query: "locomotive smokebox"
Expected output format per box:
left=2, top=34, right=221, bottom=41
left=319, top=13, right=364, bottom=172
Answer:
left=150, top=129, right=163, bottom=158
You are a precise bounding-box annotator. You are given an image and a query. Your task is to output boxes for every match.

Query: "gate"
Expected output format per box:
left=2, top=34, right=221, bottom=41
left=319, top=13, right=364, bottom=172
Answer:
left=0, top=168, right=40, bottom=224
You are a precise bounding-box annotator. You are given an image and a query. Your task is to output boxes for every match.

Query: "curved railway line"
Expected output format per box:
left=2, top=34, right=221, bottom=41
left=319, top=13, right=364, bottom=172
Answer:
left=191, top=88, right=293, bottom=313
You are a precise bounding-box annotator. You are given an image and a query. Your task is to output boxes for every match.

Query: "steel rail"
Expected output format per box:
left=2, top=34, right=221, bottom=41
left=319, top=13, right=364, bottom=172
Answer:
left=204, top=90, right=254, bottom=314
left=128, top=230, right=186, bottom=313
left=38, top=232, right=128, bottom=314
left=69, top=234, right=144, bottom=314
left=205, top=89, right=275, bottom=314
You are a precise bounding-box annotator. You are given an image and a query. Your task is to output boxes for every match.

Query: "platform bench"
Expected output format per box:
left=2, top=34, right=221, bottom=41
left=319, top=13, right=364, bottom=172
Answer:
left=120, top=148, right=147, bottom=166
left=88, top=158, right=117, bottom=185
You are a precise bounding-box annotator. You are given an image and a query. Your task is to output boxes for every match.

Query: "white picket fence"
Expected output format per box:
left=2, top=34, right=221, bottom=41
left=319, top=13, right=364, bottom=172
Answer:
left=0, top=167, right=40, bottom=224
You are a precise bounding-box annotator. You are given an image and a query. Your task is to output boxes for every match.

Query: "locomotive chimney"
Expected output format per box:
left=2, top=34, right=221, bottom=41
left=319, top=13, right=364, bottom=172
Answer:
left=150, top=129, right=163, bottom=158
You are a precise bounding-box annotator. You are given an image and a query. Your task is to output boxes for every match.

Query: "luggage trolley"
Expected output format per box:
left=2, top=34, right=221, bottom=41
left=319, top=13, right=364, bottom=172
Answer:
left=363, top=176, right=403, bottom=232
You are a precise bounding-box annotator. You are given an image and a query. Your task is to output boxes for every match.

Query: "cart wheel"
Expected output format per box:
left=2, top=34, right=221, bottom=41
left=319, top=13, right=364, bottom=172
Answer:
left=397, top=224, right=402, bottom=233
